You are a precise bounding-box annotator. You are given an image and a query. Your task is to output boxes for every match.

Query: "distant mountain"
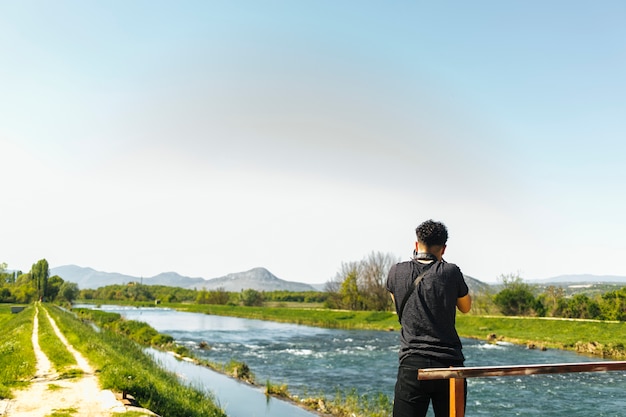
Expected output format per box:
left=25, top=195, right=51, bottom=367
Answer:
left=51, top=265, right=497, bottom=295
left=532, top=274, right=626, bottom=284
left=464, top=275, right=492, bottom=295
left=50, top=265, right=317, bottom=292
left=310, top=283, right=328, bottom=291
left=50, top=265, right=140, bottom=289
left=201, top=268, right=317, bottom=292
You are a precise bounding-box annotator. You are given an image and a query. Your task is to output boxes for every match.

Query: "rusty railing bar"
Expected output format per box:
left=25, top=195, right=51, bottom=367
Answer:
left=418, top=361, right=626, bottom=380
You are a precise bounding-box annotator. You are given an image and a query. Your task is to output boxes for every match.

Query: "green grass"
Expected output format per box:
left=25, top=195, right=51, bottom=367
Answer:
left=46, top=407, right=77, bottom=417
left=297, top=388, right=392, bottom=417
left=0, top=305, right=36, bottom=398
left=72, top=308, right=176, bottom=348
left=0, top=304, right=14, bottom=327
left=169, top=302, right=400, bottom=330
left=456, top=315, right=626, bottom=358
left=43, top=304, right=226, bottom=417
left=36, top=307, right=77, bottom=373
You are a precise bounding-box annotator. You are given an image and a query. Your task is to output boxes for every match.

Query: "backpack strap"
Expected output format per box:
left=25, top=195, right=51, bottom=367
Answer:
left=397, top=261, right=436, bottom=323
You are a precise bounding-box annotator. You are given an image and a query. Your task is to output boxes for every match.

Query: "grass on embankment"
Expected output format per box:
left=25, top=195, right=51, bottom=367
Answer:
left=43, top=304, right=226, bottom=417
left=172, top=302, right=401, bottom=330
left=456, top=315, right=626, bottom=358
left=0, top=305, right=36, bottom=398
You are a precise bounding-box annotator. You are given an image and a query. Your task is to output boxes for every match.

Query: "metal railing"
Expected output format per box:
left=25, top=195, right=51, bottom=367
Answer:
left=418, top=361, right=626, bottom=417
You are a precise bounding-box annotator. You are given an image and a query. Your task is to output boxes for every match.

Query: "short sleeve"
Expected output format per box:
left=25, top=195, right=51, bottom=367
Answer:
left=457, top=267, right=469, bottom=298
left=386, top=264, right=397, bottom=293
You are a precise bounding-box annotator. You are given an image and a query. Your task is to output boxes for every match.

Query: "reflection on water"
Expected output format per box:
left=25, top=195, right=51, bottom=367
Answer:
left=80, top=305, right=626, bottom=417
left=146, top=349, right=316, bottom=417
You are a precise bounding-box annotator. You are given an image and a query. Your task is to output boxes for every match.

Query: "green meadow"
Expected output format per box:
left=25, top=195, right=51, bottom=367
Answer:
left=0, top=305, right=36, bottom=398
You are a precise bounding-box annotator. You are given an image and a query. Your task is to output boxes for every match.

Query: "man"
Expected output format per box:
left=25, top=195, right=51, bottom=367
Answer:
left=386, top=219, right=471, bottom=417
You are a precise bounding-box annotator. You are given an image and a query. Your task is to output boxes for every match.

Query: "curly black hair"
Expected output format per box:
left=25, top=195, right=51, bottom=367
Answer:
left=416, top=220, right=448, bottom=247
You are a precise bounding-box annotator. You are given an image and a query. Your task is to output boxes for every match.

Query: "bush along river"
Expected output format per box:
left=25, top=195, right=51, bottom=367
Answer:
left=80, top=305, right=626, bottom=417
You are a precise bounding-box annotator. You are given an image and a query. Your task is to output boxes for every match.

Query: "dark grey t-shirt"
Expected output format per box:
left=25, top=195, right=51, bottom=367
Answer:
left=386, top=259, right=469, bottom=364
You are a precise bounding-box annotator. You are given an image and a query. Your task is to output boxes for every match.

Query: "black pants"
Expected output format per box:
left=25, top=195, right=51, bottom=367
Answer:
left=393, top=355, right=467, bottom=417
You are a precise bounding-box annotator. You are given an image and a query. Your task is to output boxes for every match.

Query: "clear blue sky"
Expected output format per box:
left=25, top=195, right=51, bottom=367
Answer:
left=1, top=1, right=625, bottom=283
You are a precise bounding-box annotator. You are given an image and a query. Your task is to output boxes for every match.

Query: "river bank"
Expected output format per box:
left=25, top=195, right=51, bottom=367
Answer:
left=73, top=303, right=391, bottom=417
left=163, top=302, right=626, bottom=360
left=88, top=303, right=626, bottom=417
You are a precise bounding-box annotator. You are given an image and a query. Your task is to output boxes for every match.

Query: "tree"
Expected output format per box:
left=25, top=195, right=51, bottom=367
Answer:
left=539, top=285, right=566, bottom=317
left=197, top=287, right=231, bottom=305
left=207, top=287, right=230, bottom=305
left=196, top=289, right=210, bottom=304
left=31, top=259, right=50, bottom=301
left=340, top=268, right=362, bottom=310
left=556, top=294, right=601, bottom=319
left=493, top=274, right=543, bottom=316
left=359, top=252, right=397, bottom=311
left=13, top=284, right=36, bottom=303
left=59, top=282, right=80, bottom=303
left=325, top=252, right=398, bottom=311
left=600, top=288, right=626, bottom=321
left=0, top=287, right=13, bottom=302
left=240, top=289, right=264, bottom=306
left=46, top=275, right=65, bottom=301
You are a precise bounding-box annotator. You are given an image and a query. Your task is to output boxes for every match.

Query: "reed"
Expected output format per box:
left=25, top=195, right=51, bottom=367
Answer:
left=298, top=388, right=392, bottom=417
left=0, top=306, right=36, bottom=398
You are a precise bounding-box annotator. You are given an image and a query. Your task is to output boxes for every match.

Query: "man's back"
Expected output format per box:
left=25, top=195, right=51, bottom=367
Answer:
left=387, top=259, right=469, bottom=363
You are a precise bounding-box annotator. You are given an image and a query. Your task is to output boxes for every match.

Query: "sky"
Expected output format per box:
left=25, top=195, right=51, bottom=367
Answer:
left=1, top=1, right=625, bottom=284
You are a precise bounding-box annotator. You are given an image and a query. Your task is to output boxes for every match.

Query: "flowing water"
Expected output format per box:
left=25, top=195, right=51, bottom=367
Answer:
left=80, top=305, right=626, bottom=416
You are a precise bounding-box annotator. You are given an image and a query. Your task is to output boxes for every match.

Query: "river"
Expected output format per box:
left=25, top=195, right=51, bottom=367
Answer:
left=79, top=305, right=626, bottom=416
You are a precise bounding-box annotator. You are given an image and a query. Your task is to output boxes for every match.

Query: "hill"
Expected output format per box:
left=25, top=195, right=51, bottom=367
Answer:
left=51, top=264, right=495, bottom=295
left=464, top=275, right=492, bottom=295
left=532, top=274, right=626, bottom=284
left=50, top=265, right=317, bottom=292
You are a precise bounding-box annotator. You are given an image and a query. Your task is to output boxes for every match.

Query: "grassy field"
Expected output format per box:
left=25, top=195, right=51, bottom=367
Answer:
left=173, top=302, right=401, bottom=330
left=456, top=315, right=626, bottom=357
left=0, top=305, right=36, bottom=398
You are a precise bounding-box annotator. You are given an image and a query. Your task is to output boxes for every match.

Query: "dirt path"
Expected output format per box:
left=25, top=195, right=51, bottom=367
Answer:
left=0, top=305, right=156, bottom=417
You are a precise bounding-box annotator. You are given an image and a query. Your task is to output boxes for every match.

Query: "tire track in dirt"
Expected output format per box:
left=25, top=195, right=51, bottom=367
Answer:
left=0, top=304, right=156, bottom=417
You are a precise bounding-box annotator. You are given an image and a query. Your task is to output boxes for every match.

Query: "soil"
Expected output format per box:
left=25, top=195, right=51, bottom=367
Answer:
left=0, top=305, right=157, bottom=417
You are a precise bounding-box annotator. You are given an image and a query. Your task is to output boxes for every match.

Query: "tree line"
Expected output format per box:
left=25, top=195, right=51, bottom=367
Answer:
left=3, top=256, right=624, bottom=322
left=0, top=259, right=79, bottom=303
left=490, top=274, right=626, bottom=321
left=322, top=252, right=626, bottom=322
